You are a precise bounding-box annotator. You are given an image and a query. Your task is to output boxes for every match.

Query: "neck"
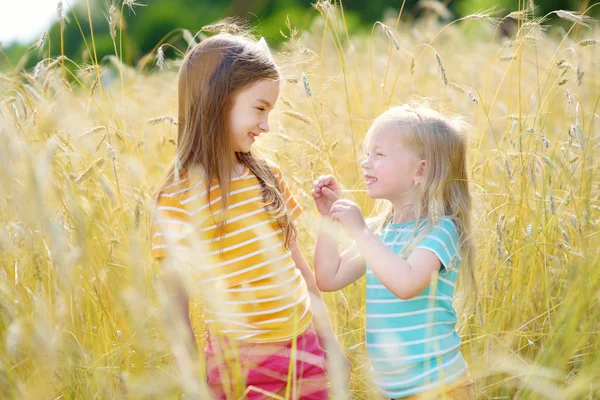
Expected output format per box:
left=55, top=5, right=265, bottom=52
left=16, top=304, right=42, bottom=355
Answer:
left=232, top=160, right=246, bottom=178
left=390, top=203, right=417, bottom=223
left=389, top=191, right=419, bottom=223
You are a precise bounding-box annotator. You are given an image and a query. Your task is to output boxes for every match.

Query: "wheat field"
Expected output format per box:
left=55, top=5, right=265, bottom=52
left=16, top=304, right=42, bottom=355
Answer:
left=1, top=2, right=599, bottom=399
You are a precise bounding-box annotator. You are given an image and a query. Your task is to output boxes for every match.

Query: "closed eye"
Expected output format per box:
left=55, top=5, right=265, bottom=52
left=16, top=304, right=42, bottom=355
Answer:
left=256, top=107, right=266, bottom=112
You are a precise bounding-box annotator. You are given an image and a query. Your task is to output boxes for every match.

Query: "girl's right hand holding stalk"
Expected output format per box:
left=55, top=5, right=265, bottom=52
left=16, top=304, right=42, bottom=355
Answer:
left=311, top=175, right=341, bottom=215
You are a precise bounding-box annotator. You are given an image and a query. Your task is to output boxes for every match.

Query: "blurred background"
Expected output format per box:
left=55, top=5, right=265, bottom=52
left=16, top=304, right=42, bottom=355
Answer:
left=1, top=0, right=597, bottom=72
left=1, top=1, right=600, bottom=399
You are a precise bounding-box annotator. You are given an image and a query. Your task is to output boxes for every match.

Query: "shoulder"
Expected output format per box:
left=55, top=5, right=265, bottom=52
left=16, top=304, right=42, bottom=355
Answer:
left=434, top=217, right=459, bottom=241
left=154, top=173, right=198, bottom=205
left=266, top=162, right=282, bottom=179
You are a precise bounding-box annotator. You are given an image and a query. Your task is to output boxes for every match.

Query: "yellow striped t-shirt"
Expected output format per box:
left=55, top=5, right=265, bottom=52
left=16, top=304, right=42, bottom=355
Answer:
left=151, top=164, right=312, bottom=342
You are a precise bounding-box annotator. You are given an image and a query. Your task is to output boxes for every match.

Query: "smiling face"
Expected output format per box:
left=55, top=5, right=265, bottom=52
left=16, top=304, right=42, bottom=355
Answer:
left=361, top=123, right=425, bottom=203
left=227, top=78, right=280, bottom=154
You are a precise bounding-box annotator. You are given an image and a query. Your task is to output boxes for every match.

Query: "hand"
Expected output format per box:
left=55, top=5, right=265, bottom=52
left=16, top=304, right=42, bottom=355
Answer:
left=329, top=199, right=367, bottom=239
left=311, top=175, right=341, bottom=215
left=325, top=344, right=352, bottom=397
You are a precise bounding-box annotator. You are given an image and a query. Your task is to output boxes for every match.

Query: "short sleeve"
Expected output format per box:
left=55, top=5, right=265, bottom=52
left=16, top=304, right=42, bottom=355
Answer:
left=415, top=218, right=460, bottom=272
left=270, top=165, right=302, bottom=220
left=151, top=192, right=192, bottom=260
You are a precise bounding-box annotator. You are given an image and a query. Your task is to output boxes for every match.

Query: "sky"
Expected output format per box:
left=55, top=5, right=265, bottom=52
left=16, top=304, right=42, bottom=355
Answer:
left=0, top=0, right=74, bottom=45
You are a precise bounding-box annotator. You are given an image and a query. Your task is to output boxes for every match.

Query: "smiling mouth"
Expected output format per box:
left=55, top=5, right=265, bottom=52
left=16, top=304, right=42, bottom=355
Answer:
left=248, top=132, right=259, bottom=141
left=365, top=175, right=378, bottom=186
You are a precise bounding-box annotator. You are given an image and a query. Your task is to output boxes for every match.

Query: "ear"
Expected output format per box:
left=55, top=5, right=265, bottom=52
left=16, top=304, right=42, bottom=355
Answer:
left=414, top=159, right=427, bottom=185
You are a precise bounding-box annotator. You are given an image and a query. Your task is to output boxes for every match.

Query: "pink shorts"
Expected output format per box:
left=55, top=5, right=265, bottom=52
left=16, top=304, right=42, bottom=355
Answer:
left=205, top=327, right=329, bottom=399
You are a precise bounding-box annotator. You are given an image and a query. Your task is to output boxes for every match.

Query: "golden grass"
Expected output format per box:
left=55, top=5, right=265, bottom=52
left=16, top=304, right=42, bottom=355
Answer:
left=0, top=2, right=599, bottom=399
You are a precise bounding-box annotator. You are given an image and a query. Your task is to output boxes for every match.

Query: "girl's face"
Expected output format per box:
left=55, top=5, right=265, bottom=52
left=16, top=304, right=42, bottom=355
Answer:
left=228, top=78, right=280, bottom=153
left=361, top=125, right=424, bottom=202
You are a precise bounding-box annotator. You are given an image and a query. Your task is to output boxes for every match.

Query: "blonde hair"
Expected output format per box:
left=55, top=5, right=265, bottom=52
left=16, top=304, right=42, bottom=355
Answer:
left=369, top=103, right=478, bottom=313
left=154, top=33, right=295, bottom=248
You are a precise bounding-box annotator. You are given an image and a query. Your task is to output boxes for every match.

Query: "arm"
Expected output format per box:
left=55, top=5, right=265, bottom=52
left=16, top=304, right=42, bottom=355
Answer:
left=311, top=175, right=366, bottom=292
left=352, top=227, right=440, bottom=299
left=329, top=200, right=441, bottom=300
left=290, top=239, right=341, bottom=350
left=159, top=263, right=198, bottom=357
left=290, top=239, right=351, bottom=392
left=314, top=217, right=366, bottom=292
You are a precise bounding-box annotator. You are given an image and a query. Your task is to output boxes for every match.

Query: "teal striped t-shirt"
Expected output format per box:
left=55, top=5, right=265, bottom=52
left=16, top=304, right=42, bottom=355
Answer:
left=366, top=217, right=468, bottom=399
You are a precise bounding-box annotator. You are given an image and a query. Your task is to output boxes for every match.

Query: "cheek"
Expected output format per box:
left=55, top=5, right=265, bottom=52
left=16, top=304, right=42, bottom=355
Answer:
left=372, top=162, right=391, bottom=179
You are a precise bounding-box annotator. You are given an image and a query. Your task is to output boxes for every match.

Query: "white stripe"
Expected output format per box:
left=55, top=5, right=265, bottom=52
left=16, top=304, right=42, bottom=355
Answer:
left=419, top=235, right=454, bottom=263
left=367, top=284, right=388, bottom=289
left=219, top=329, right=270, bottom=335
left=435, top=224, right=458, bottom=250
left=205, top=230, right=282, bottom=256
left=222, top=268, right=299, bottom=292
left=227, top=195, right=263, bottom=209
left=157, top=205, right=190, bottom=215
left=367, top=321, right=454, bottom=333
left=367, top=307, right=449, bottom=318
left=254, top=302, right=311, bottom=325
left=206, top=242, right=283, bottom=269
left=381, top=241, right=408, bottom=246
left=203, top=219, right=272, bottom=243
left=162, top=180, right=205, bottom=197
left=367, top=295, right=452, bottom=304
left=153, top=232, right=186, bottom=239
left=383, top=228, right=414, bottom=234
left=205, top=293, right=309, bottom=317
left=374, top=351, right=465, bottom=389
left=437, top=276, right=456, bottom=288
left=181, top=181, right=261, bottom=205
left=153, top=219, right=191, bottom=227
left=377, top=364, right=468, bottom=397
left=288, top=203, right=300, bottom=216
left=151, top=244, right=188, bottom=251
left=366, top=331, right=455, bottom=348
left=199, top=208, right=265, bottom=232
left=164, top=177, right=189, bottom=190
left=179, top=183, right=219, bottom=204
left=368, top=276, right=455, bottom=289
left=204, top=318, right=257, bottom=329
left=235, top=332, right=260, bottom=340
left=192, top=192, right=263, bottom=214
left=370, top=341, right=462, bottom=362
left=205, top=301, right=310, bottom=327
left=240, top=263, right=297, bottom=285
left=221, top=280, right=303, bottom=304
left=200, top=253, right=289, bottom=284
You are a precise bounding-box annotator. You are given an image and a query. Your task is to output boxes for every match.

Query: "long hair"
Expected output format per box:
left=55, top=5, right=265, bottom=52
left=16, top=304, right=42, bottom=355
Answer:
left=369, top=104, right=478, bottom=313
left=154, top=33, right=295, bottom=247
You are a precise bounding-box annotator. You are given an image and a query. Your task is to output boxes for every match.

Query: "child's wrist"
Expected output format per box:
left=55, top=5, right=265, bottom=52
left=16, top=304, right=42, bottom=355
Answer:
left=352, top=222, right=370, bottom=241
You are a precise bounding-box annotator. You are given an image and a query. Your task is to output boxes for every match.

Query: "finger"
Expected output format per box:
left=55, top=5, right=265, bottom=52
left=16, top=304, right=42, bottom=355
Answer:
left=321, top=187, right=340, bottom=201
left=311, top=189, right=320, bottom=199
left=329, top=211, right=340, bottom=222
left=332, top=199, right=350, bottom=207
left=329, top=203, right=348, bottom=215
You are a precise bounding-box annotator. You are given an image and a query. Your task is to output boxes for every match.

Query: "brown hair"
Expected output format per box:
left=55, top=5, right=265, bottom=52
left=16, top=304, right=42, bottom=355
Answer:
left=155, top=33, right=295, bottom=247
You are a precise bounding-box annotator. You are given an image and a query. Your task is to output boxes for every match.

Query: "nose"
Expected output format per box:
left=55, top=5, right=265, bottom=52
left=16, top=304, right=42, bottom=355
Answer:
left=361, top=158, right=371, bottom=170
left=259, top=117, right=270, bottom=133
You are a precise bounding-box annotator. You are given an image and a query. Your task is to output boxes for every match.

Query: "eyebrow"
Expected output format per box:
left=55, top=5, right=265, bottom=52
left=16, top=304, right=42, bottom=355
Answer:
left=257, top=99, right=273, bottom=108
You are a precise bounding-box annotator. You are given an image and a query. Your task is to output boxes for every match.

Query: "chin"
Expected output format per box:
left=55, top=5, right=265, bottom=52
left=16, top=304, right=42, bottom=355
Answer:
left=366, top=188, right=381, bottom=199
